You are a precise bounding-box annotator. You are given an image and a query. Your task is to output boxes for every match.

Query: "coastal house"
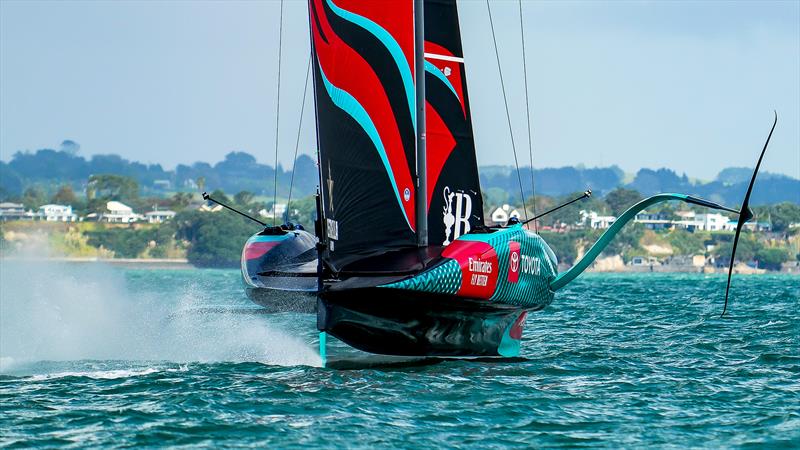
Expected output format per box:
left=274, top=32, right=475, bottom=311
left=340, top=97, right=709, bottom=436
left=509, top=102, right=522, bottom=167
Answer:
left=144, top=209, right=176, bottom=223
left=634, top=211, right=672, bottom=230
left=724, top=220, right=771, bottom=232
left=578, top=210, right=616, bottom=229
left=152, top=179, right=172, bottom=190
left=0, top=202, right=27, bottom=221
left=673, top=211, right=730, bottom=232
left=629, top=256, right=661, bottom=266
left=260, top=203, right=288, bottom=221
left=100, top=201, right=140, bottom=223
left=490, top=204, right=521, bottom=225
left=198, top=203, right=223, bottom=212
left=38, top=204, right=77, bottom=222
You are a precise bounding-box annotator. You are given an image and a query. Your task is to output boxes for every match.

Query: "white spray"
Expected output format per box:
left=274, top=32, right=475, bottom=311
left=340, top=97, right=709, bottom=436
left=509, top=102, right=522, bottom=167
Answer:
left=0, top=246, right=321, bottom=372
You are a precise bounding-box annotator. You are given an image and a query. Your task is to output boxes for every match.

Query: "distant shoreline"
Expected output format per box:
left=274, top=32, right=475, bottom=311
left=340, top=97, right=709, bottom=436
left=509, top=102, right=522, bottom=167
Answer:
left=0, top=256, right=191, bottom=269
left=2, top=256, right=795, bottom=275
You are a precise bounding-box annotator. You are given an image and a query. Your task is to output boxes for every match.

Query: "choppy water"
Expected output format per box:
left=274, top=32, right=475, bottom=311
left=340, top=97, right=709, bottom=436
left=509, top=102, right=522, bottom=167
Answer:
left=1, top=261, right=798, bottom=448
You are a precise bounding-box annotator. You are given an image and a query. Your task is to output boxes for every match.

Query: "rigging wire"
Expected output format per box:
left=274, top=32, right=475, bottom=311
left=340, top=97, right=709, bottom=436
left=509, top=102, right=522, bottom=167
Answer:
left=518, top=0, right=538, bottom=232
left=286, top=56, right=312, bottom=220
left=486, top=0, right=528, bottom=223
left=272, top=0, right=284, bottom=226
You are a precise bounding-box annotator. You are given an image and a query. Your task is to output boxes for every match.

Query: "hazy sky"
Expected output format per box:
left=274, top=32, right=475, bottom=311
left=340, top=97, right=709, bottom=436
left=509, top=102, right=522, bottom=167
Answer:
left=1, top=0, right=798, bottom=180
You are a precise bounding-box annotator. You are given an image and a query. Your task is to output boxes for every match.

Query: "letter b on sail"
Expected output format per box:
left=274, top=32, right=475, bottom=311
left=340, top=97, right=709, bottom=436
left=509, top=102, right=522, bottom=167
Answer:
left=443, top=186, right=472, bottom=245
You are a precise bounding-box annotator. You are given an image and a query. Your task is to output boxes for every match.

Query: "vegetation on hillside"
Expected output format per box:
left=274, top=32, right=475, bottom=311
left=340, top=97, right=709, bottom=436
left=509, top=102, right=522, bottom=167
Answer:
left=3, top=145, right=798, bottom=206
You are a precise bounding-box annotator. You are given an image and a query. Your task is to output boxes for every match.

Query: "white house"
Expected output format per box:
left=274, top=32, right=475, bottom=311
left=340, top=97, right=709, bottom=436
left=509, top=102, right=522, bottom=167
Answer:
left=0, top=202, right=26, bottom=221
left=724, top=220, right=771, bottom=232
left=673, top=211, right=730, bottom=232
left=102, top=201, right=140, bottom=223
left=259, top=203, right=288, bottom=220
left=634, top=211, right=672, bottom=230
left=198, top=203, right=223, bottom=212
left=490, top=204, right=521, bottom=225
left=144, top=209, right=176, bottom=223
left=579, top=210, right=617, bottom=229
left=38, top=204, right=77, bottom=222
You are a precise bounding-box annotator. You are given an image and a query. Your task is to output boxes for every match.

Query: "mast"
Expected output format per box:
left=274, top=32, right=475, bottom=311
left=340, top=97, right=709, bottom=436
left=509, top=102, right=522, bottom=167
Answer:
left=414, top=0, right=428, bottom=247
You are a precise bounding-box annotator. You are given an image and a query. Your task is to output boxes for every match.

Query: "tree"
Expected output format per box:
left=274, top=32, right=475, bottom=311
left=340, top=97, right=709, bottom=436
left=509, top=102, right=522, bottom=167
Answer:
left=51, top=185, right=78, bottom=205
left=667, top=229, right=706, bottom=255
left=234, top=190, right=255, bottom=206
left=86, top=174, right=139, bottom=201
left=0, top=163, right=23, bottom=199
left=86, top=228, right=150, bottom=258
left=60, top=140, right=80, bottom=155
left=174, top=210, right=258, bottom=267
left=604, top=222, right=644, bottom=258
left=712, top=235, right=761, bottom=265
left=22, top=186, right=47, bottom=210
left=755, top=247, right=789, bottom=271
left=168, top=192, right=193, bottom=211
left=539, top=231, right=580, bottom=265
left=604, top=188, right=643, bottom=216
left=196, top=176, right=206, bottom=192
left=286, top=194, right=317, bottom=228
left=209, top=189, right=230, bottom=204
left=768, top=203, right=800, bottom=233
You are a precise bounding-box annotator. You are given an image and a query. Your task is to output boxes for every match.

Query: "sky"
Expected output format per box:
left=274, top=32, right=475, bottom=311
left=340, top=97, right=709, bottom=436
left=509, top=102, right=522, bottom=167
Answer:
left=1, top=0, right=798, bottom=181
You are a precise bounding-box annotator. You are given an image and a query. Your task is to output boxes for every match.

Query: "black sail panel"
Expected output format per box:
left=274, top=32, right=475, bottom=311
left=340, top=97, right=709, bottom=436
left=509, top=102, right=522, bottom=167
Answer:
left=309, top=0, right=418, bottom=272
left=424, top=0, right=485, bottom=246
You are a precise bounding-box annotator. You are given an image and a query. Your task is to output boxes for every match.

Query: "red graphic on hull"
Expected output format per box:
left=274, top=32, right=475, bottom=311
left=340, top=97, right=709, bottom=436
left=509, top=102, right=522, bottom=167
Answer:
left=442, top=240, right=498, bottom=299
left=509, top=312, right=528, bottom=340
left=244, top=241, right=281, bottom=260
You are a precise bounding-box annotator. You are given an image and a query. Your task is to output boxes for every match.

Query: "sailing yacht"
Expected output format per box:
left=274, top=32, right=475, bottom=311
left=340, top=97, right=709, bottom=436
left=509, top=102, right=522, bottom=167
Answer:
left=229, top=0, right=773, bottom=360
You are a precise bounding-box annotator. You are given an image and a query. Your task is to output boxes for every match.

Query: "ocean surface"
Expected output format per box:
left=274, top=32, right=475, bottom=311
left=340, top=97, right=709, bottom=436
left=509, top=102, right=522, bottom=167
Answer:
left=1, top=261, right=797, bottom=448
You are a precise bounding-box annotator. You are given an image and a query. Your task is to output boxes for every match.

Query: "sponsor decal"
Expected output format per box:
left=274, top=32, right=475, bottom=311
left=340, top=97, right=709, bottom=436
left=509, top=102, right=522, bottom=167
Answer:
left=403, top=187, right=411, bottom=202
left=468, top=257, right=492, bottom=287
left=442, top=240, right=498, bottom=299
left=521, top=254, right=542, bottom=276
left=508, top=241, right=521, bottom=283
left=326, top=165, right=334, bottom=212
left=442, top=186, right=472, bottom=245
left=326, top=219, right=339, bottom=240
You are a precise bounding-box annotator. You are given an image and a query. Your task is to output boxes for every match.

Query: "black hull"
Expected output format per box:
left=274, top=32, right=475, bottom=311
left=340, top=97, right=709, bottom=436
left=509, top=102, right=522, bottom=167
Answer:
left=318, top=288, right=534, bottom=357
left=245, top=285, right=316, bottom=313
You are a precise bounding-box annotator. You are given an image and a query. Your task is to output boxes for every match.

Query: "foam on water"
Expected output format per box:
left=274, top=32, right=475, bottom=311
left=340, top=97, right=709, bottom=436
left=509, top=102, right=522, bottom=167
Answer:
left=0, top=253, right=321, bottom=372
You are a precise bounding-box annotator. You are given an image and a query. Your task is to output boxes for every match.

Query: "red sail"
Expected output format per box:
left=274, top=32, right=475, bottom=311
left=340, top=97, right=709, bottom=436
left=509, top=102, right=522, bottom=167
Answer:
left=309, top=0, right=418, bottom=271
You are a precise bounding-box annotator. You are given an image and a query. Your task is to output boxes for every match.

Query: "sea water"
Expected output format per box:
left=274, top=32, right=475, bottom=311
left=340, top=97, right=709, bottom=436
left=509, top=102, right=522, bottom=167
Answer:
left=0, top=260, right=797, bottom=447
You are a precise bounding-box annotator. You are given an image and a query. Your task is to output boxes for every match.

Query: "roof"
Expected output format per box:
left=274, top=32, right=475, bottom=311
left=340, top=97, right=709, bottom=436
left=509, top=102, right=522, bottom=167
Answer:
left=145, top=210, right=176, bottom=216
left=106, top=201, right=133, bottom=212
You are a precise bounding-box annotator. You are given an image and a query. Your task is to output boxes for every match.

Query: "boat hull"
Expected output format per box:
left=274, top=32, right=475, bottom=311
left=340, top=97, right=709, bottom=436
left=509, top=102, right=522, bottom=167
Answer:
left=317, top=225, right=558, bottom=357
left=318, top=288, right=532, bottom=357
left=241, top=228, right=318, bottom=312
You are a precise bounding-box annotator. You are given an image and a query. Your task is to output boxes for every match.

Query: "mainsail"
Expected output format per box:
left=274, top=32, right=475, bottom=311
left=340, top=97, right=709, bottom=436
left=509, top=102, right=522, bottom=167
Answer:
left=424, top=0, right=485, bottom=246
left=308, top=0, right=484, bottom=271
left=309, top=0, right=418, bottom=271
